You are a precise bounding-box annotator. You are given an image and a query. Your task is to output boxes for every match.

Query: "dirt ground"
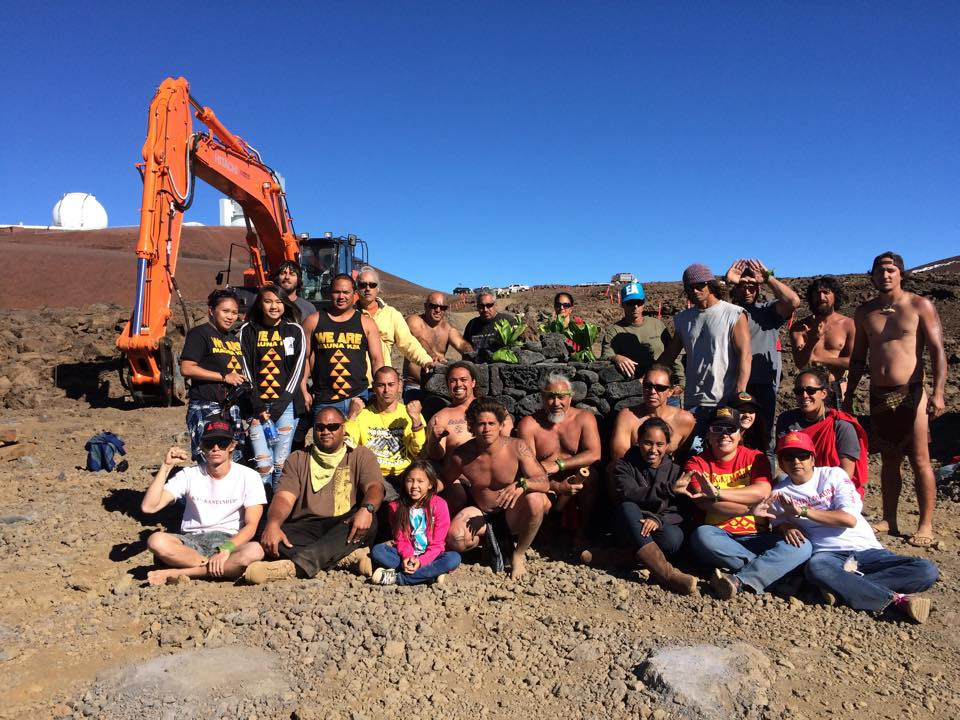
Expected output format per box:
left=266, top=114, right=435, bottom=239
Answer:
left=1, top=267, right=959, bottom=718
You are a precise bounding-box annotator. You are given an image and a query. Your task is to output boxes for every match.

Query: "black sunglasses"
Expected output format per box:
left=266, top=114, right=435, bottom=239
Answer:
left=554, top=302, right=573, bottom=309
left=686, top=282, right=708, bottom=291
left=201, top=438, right=231, bottom=450
left=478, top=302, right=495, bottom=309
left=794, top=386, right=824, bottom=396
left=642, top=381, right=671, bottom=393
left=358, top=282, right=378, bottom=289
left=781, top=451, right=813, bottom=462
left=314, top=422, right=343, bottom=432
left=427, top=303, right=449, bottom=311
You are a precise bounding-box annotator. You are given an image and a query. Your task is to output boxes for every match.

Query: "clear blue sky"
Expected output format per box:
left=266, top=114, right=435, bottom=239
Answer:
left=2, top=2, right=957, bottom=291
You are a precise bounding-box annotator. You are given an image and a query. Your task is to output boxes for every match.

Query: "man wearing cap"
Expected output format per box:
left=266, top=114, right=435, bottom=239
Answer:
left=757, top=432, right=938, bottom=623
left=844, top=251, right=946, bottom=548
left=675, top=406, right=811, bottom=599
left=244, top=406, right=385, bottom=584
left=140, top=419, right=267, bottom=586
left=275, top=261, right=316, bottom=321
left=463, top=291, right=516, bottom=362
left=725, top=258, right=801, bottom=440
left=601, top=282, right=684, bottom=390
left=658, top=264, right=752, bottom=447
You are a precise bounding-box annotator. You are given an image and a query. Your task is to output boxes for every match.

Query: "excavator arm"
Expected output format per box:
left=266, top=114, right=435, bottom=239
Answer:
left=116, top=76, right=301, bottom=404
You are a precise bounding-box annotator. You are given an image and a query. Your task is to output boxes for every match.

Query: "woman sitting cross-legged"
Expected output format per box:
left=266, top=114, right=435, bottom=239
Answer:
left=611, top=417, right=698, bottom=595
left=757, top=432, right=938, bottom=623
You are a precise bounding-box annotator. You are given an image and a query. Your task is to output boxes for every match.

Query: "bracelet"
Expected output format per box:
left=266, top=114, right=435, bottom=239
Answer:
left=555, top=458, right=566, bottom=473
left=763, top=268, right=775, bottom=282
left=218, top=541, right=237, bottom=554
left=411, top=423, right=424, bottom=432
left=221, top=371, right=227, bottom=381
left=516, top=476, right=529, bottom=492
left=799, top=506, right=809, bottom=518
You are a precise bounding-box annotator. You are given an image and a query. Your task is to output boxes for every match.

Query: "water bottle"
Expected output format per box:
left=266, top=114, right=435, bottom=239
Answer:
left=262, top=418, right=279, bottom=448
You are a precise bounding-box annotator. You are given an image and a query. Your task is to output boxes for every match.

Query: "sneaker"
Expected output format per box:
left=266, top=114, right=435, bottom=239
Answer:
left=904, top=595, right=931, bottom=624
left=435, top=573, right=447, bottom=586
left=819, top=587, right=837, bottom=606
left=244, top=560, right=297, bottom=585
left=371, top=568, right=397, bottom=586
left=709, top=568, right=739, bottom=600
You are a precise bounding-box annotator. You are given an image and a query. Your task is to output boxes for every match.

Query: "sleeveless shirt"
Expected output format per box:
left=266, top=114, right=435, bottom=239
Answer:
left=311, top=310, right=369, bottom=401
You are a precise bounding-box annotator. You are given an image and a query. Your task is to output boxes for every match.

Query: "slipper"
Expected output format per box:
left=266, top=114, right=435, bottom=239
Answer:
left=907, top=534, right=935, bottom=548
left=871, top=520, right=896, bottom=535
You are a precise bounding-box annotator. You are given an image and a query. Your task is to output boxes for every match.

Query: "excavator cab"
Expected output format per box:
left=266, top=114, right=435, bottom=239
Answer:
left=298, top=232, right=368, bottom=308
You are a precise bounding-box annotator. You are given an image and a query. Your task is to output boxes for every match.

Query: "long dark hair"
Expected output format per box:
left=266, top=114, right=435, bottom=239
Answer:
left=248, top=282, right=301, bottom=325
left=393, top=461, right=440, bottom=540
left=740, top=412, right=770, bottom=452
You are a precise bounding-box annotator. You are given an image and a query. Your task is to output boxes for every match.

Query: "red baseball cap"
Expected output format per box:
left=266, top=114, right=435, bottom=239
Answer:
left=776, top=432, right=815, bottom=456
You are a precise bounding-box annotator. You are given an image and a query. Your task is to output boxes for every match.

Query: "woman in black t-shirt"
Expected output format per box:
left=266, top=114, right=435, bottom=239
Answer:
left=180, top=289, right=246, bottom=460
left=237, top=283, right=306, bottom=490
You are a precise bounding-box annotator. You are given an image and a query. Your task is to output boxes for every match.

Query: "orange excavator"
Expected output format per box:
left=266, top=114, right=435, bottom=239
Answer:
left=116, top=77, right=367, bottom=405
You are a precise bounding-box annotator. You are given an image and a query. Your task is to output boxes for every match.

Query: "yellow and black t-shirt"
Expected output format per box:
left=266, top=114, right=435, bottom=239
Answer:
left=311, top=310, right=369, bottom=402
left=181, top=323, right=243, bottom=402
left=237, top=320, right=307, bottom=420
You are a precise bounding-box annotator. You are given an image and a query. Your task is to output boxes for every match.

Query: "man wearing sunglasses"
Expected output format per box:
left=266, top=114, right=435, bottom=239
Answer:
left=601, top=282, right=683, bottom=390
left=140, top=419, right=267, bottom=586
left=404, top=292, right=473, bottom=391
left=609, top=365, right=697, bottom=469
left=355, top=268, right=437, bottom=380
left=463, top=292, right=516, bottom=362
left=726, top=258, right=801, bottom=441
left=244, top=407, right=385, bottom=584
left=659, top=263, right=752, bottom=449
left=518, top=372, right=601, bottom=549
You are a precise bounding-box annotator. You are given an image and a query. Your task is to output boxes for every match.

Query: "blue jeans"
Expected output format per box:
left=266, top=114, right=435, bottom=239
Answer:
left=687, top=405, right=715, bottom=455
left=313, top=390, right=370, bottom=421
left=615, top=502, right=684, bottom=556
left=186, top=400, right=244, bottom=462
left=371, top=543, right=461, bottom=585
left=806, top=549, right=939, bottom=613
left=248, top=404, right=298, bottom=490
left=690, top=525, right=812, bottom=593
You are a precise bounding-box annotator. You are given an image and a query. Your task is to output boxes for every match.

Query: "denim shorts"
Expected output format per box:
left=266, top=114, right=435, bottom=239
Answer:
left=177, top=531, right=233, bottom=557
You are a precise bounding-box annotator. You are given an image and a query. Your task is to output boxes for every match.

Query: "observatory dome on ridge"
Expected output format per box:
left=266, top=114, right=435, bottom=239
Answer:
left=52, top=193, right=108, bottom=229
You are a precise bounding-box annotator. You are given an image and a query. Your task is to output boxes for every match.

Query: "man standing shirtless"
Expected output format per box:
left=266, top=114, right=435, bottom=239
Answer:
left=791, top=276, right=856, bottom=403
left=517, top=373, right=602, bottom=549
left=608, top=364, right=697, bottom=470
left=425, top=362, right=512, bottom=462
left=405, top=292, right=473, bottom=386
left=843, top=252, right=946, bottom=547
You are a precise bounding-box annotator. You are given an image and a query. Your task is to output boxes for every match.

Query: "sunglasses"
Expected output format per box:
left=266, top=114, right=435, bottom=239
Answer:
left=314, top=422, right=343, bottom=432
left=686, top=282, right=708, bottom=291
left=478, top=302, right=495, bottom=309
left=642, top=381, right=671, bottom=393
left=794, top=386, right=824, bottom=396
left=542, top=390, right=573, bottom=399
left=201, top=438, right=231, bottom=450
left=554, top=302, right=573, bottom=309
left=738, top=282, right=760, bottom=290
left=708, top=424, right=740, bottom=435
left=358, top=282, right=378, bottom=289
left=781, top=451, right=813, bottom=462
left=427, top=303, right=449, bottom=311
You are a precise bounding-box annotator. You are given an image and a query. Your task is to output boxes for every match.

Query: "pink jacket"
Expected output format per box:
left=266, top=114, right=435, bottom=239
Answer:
left=389, top=495, right=450, bottom=567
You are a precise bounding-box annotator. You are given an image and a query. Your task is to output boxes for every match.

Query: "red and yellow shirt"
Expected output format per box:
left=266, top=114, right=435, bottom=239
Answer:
left=684, top=446, right=771, bottom=535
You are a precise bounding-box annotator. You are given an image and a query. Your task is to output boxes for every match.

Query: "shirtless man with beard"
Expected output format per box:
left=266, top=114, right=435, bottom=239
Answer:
left=443, top=398, right=552, bottom=581
left=791, top=276, right=856, bottom=404
left=843, top=252, right=946, bottom=547
left=517, top=372, right=601, bottom=549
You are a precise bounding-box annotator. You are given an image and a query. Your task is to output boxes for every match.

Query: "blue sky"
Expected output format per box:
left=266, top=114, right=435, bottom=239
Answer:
left=2, top=2, right=957, bottom=291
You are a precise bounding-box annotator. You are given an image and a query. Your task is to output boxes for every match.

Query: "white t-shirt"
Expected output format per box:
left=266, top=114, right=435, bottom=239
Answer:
left=771, top=467, right=881, bottom=553
left=164, top=463, right=267, bottom=535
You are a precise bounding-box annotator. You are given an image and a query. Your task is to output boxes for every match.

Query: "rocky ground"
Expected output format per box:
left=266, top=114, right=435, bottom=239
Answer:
left=1, top=269, right=959, bottom=719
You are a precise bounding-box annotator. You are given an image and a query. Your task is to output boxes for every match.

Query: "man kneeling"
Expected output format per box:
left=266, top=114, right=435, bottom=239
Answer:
left=141, top=419, right=267, bottom=586
left=244, top=407, right=385, bottom=584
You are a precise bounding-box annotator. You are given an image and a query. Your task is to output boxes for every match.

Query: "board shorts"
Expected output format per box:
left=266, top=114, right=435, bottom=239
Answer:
left=177, top=530, right=233, bottom=557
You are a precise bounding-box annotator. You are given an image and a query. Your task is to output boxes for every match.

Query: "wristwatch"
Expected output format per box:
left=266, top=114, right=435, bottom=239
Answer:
left=362, top=502, right=375, bottom=514
left=516, top=476, right=529, bottom=492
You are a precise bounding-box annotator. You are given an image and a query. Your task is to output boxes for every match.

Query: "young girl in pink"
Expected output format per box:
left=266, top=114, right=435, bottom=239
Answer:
left=371, top=461, right=461, bottom=586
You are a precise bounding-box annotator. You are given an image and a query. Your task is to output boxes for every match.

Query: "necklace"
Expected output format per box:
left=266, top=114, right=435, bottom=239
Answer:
left=879, top=303, right=896, bottom=315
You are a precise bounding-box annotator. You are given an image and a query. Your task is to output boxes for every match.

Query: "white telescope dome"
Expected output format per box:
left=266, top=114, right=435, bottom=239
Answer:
left=52, top=193, right=108, bottom=229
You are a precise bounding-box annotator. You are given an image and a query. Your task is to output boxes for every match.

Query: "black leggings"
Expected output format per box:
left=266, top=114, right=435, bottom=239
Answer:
left=615, top=501, right=684, bottom=556
left=278, top=511, right=378, bottom=578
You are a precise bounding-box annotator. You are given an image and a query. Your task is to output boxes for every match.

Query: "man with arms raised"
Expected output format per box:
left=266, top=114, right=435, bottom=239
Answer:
left=244, top=407, right=385, bottom=583
left=843, top=252, right=946, bottom=547
left=517, top=372, right=602, bottom=549
left=444, top=398, right=560, bottom=580
left=404, top=292, right=473, bottom=397
left=425, top=361, right=513, bottom=463
left=791, top=276, right=856, bottom=404
left=609, top=364, right=697, bottom=467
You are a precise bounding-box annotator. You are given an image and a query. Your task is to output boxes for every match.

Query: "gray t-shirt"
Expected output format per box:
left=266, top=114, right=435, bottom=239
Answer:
left=742, top=300, right=788, bottom=385
left=674, top=300, right=743, bottom=408
left=293, top=296, right=316, bottom=324
left=775, top=409, right=861, bottom=459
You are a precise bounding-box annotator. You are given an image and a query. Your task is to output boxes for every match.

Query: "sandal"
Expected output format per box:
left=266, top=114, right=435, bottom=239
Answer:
left=907, top=534, right=935, bottom=548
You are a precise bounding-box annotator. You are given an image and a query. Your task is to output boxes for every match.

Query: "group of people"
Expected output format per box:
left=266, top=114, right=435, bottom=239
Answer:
left=138, top=251, right=946, bottom=622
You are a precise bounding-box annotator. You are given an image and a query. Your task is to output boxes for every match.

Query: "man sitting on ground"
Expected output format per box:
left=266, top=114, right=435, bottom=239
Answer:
left=244, top=407, right=385, bottom=584
left=141, top=419, right=266, bottom=586
left=404, top=292, right=473, bottom=398
left=345, top=366, right=426, bottom=501
left=517, top=372, right=602, bottom=550
left=463, top=291, right=516, bottom=362
left=443, top=398, right=557, bottom=581
left=425, top=361, right=513, bottom=462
